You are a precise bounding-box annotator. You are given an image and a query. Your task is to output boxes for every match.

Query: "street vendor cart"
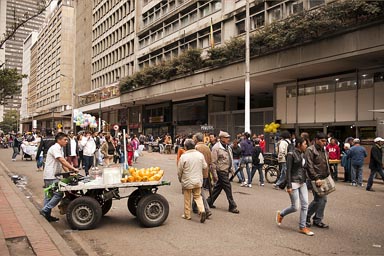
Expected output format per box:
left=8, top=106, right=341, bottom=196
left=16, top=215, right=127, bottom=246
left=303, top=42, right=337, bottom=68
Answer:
left=56, top=173, right=170, bottom=230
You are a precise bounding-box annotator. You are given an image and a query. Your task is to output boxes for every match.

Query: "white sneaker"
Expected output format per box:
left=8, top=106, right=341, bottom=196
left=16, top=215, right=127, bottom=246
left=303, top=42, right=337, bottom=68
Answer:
left=240, top=182, right=247, bottom=187
left=248, top=184, right=252, bottom=188
left=260, top=183, right=265, bottom=187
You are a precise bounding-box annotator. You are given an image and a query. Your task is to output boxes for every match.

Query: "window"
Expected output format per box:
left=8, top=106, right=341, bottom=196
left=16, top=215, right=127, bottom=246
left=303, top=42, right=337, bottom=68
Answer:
left=286, top=86, right=297, bottom=98
left=309, top=0, right=325, bottom=9
left=269, top=7, right=282, bottom=22
left=251, top=13, right=264, bottom=29
left=335, top=77, right=356, bottom=91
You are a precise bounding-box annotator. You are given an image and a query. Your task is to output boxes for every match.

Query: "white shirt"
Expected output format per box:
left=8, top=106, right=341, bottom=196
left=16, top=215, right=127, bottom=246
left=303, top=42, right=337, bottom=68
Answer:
left=70, top=138, right=77, bottom=156
left=81, top=136, right=96, bottom=156
left=44, top=143, right=64, bottom=180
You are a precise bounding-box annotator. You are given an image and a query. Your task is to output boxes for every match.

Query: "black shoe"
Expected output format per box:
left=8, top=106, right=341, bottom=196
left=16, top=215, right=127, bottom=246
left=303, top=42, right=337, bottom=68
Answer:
left=206, top=211, right=212, bottom=219
left=40, top=210, right=59, bottom=222
left=192, top=209, right=198, bottom=214
left=200, top=212, right=206, bottom=223
left=306, top=219, right=312, bottom=227
left=229, top=208, right=240, bottom=214
left=313, top=222, right=329, bottom=228
left=366, top=189, right=375, bottom=192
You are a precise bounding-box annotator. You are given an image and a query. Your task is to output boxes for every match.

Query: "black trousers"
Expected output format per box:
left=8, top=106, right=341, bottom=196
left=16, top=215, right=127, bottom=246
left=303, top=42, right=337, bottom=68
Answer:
left=207, top=171, right=237, bottom=210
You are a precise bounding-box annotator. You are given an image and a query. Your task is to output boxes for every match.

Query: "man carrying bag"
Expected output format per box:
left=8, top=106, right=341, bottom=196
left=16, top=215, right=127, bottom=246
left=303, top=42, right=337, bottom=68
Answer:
left=305, top=132, right=333, bottom=229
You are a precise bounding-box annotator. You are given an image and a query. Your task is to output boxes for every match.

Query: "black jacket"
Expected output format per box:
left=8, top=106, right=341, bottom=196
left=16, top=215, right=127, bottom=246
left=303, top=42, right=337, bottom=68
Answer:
left=252, top=145, right=263, bottom=165
left=369, top=144, right=382, bottom=170
left=36, top=136, right=55, bottom=159
left=286, top=149, right=307, bottom=189
left=64, top=138, right=79, bottom=157
left=305, top=144, right=330, bottom=181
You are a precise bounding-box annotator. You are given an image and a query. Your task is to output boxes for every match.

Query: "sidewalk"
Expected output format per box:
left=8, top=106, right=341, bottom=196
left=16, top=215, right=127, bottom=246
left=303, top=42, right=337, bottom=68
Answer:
left=0, top=162, right=76, bottom=256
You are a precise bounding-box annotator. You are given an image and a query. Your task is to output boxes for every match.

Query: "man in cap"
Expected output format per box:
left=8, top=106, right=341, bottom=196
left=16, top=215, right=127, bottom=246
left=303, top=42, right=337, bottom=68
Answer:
left=366, top=137, right=384, bottom=192
left=207, top=131, right=239, bottom=214
left=347, top=138, right=367, bottom=187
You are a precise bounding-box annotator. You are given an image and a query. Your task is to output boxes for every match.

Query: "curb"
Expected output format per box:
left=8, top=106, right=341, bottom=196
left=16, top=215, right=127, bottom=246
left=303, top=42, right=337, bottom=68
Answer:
left=0, top=161, right=77, bottom=256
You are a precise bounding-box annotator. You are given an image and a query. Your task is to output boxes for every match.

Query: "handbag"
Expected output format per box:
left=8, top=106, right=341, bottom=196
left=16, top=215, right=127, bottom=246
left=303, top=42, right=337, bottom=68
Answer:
left=311, top=175, right=336, bottom=197
left=258, top=152, right=264, bottom=165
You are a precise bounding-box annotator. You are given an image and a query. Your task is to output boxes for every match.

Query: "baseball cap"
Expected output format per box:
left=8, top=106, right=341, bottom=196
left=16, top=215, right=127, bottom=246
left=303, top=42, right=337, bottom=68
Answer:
left=218, top=131, right=231, bottom=138
left=353, top=138, right=360, bottom=143
left=374, top=137, right=384, bottom=143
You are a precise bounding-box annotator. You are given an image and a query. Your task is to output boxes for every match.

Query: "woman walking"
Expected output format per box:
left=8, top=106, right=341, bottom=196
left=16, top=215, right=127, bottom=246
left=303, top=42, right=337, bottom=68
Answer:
left=276, top=137, right=314, bottom=236
left=100, top=135, right=115, bottom=166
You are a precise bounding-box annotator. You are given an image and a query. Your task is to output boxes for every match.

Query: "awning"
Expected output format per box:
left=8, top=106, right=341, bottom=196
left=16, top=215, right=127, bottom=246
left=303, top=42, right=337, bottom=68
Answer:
left=368, top=109, right=384, bottom=113
left=78, top=82, right=119, bottom=97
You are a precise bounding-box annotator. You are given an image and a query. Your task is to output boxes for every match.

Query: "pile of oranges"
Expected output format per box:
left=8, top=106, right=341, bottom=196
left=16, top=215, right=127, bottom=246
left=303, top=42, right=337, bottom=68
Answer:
left=121, top=167, right=164, bottom=183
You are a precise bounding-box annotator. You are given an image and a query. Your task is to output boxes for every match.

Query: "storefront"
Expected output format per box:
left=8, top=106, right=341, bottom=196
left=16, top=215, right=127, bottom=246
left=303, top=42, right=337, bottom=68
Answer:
left=143, top=102, right=172, bottom=138
left=172, top=97, right=208, bottom=136
left=275, top=68, right=384, bottom=141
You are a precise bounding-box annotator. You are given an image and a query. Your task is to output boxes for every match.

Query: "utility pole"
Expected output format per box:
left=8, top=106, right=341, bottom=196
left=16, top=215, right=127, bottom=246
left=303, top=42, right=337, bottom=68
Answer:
left=244, top=0, right=251, bottom=133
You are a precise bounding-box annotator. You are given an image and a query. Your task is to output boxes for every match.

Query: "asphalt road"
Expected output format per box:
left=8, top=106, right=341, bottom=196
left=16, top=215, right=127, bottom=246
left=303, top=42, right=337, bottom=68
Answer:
left=1, top=148, right=383, bottom=256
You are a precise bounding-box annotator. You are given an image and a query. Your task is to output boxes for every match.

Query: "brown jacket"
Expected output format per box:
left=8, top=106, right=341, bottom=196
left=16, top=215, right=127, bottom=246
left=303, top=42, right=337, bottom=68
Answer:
left=195, top=142, right=211, bottom=178
left=211, top=142, right=234, bottom=177
left=305, top=144, right=330, bottom=181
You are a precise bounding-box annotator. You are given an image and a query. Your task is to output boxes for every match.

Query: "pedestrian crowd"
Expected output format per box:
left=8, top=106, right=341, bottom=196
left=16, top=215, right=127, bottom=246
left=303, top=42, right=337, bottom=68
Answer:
left=175, top=128, right=384, bottom=238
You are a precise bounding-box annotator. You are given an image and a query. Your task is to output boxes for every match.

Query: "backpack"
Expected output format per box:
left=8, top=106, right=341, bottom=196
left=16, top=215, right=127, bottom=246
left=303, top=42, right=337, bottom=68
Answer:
left=276, top=139, right=294, bottom=162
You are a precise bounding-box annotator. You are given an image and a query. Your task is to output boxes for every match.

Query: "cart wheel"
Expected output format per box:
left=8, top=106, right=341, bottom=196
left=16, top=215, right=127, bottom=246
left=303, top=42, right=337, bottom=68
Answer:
left=265, top=166, right=279, bottom=184
left=66, top=196, right=102, bottom=230
left=102, top=199, right=112, bottom=216
left=127, top=189, right=150, bottom=216
left=136, top=194, right=169, bottom=228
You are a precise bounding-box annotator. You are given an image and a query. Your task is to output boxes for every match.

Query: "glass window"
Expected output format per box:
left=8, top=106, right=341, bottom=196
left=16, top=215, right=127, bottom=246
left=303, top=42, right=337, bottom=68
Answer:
left=309, top=0, right=325, bottom=9
left=335, top=77, right=356, bottom=91
left=200, top=4, right=210, bottom=17
left=269, top=7, right=281, bottom=22
left=251, top=13, right=264, bottom=29
left=298, top=84, right=315, bottom=95
left=286, top=86, right=297, bottom=98
left=236, top=20, right=245, bottom=34
left=360, top=73, right=374, bottom=88
left=212, top=1, right=222, bottom=11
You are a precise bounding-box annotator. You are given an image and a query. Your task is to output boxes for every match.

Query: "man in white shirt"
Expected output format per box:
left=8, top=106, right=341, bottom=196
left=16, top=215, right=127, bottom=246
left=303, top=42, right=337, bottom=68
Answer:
left=41, top=132, right=79, bottom=222
left=64, top=131, right=79, bottom=168
left=81, top=131, right=97, bottom=176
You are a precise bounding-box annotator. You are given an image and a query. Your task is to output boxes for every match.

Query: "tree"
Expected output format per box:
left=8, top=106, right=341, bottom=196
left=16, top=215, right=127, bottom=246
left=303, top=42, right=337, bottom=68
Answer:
left=0, top=0, right=54, bottom=68
left=0, top=110, right=19, bottom=133
left=0, top=68, right=26, bottom=102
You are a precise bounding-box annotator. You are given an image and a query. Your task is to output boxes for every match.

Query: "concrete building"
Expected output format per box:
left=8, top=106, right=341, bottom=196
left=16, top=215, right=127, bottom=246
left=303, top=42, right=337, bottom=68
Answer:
left=20, top=31, right=38, bottom=132
left=73, top=0, right=384, bottom=143
left=24, top=0, right=75, bottom=132
left=0, top=0, right=45, bottom=122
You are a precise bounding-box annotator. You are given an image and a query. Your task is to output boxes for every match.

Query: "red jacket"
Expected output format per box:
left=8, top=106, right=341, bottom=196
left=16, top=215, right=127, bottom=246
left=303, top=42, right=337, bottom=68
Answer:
left=326, top=144, right=340, bottom=160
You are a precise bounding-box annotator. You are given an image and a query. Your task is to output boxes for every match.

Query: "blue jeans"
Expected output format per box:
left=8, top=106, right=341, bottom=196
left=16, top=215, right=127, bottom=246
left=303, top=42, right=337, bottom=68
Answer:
left=307, top=189, right=327, bottom=224
left=366, top=168, right=384, bottom=190
left=233, top=159, right=244, bottom=182
left=242, top=156, right=252, bottom=183
left=330, top=164, right=338, bottom=180
left=250, top=164, right=264, bottom=184
left=281, top=183, right=309, bottom=229
left=42, top=179, right=63, bottom=216
left=276, top=162, right=287, bottom=186
left=37, top=155, right=44, bottom=168
left=12, top=147, right=19, bottom=159
left=351, top=164, right=363, bottom=185
left=83, top=155, right=94, bottom=175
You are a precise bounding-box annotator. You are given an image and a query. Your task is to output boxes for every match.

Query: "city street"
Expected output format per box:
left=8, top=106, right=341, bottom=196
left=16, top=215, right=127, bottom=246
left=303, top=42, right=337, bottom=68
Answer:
left=1, top=148, right=383, bottom=256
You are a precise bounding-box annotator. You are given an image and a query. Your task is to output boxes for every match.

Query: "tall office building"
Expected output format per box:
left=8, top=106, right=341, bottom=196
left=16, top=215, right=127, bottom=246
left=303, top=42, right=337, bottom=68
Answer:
left=0, top=0, right=45, bottom=122
left=25, top=0, right=75, bottom=131
left=74, top=0, right=384, bottom=140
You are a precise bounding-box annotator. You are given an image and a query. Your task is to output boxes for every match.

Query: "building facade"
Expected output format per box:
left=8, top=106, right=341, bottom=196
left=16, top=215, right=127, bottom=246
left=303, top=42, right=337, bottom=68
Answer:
left=20, top=31, right=38, bottom=132
left=24, top=0, right=75, bottom=132
left=0, top=0, right=45, bottom=122
left=73, top=0, right=384, bottom=142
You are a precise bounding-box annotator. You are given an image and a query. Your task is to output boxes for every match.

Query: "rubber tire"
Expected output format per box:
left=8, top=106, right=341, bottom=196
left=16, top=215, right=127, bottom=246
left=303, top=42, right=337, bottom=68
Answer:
left=127, top=189, right=150, bottom=216
left=265, top=166, right=279, bottom=184
left=101, top=199, right=112, bottom=216
left=66, top=196, right=102, bottom=230
left=136, top=194, right=169, bottom=228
